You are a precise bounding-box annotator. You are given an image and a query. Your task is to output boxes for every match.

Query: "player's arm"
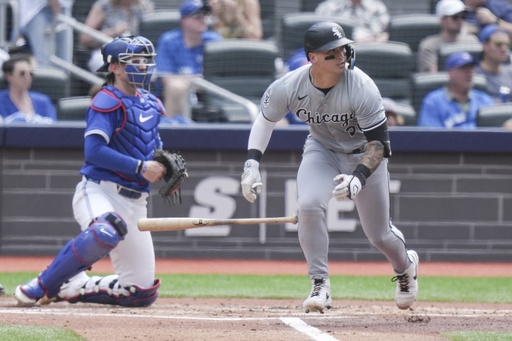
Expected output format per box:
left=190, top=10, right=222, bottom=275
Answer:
left=333, top=120, right=391, bottom=201
left=84, top=134, right=164, bottom=183
left=241, top=113, right=278, bottom=203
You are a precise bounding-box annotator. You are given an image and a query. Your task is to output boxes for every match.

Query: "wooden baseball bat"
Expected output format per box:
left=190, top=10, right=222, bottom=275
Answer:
left=138, top=215, right=298, bottom=232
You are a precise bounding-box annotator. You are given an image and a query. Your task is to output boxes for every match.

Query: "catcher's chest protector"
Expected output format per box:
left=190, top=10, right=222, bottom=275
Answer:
left=100, top=86, right=161, bottom=161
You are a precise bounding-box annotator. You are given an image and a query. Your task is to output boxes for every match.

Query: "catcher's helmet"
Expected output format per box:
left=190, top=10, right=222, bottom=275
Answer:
left=304, top=21, right=355, bottom=68
left=97, top=36, right=156, bottom=87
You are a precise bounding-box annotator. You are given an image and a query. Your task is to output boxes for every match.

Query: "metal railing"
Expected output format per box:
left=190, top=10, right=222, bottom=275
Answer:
left=49, top=13, right=259, bottom=122
left=184, top=78, right=259, bottom=122
left=49, top=13, right=111, bottom=85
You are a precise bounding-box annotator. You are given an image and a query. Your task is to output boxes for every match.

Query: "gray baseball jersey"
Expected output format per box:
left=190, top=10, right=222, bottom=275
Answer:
left=260, top=64, right=386, bottom=154
left=249, top=63, right=410, bottom=279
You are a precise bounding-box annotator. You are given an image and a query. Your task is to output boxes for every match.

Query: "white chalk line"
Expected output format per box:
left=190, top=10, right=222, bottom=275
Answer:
left=1, top=307, right=511, bottom=341
left=280, top=317, right=340, bottom=341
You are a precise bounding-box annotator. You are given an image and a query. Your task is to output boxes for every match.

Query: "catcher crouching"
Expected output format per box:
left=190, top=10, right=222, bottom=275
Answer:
left=14, top=35, right=187, bottom=308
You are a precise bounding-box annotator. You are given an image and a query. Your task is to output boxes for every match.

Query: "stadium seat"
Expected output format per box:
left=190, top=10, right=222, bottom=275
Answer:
left=31, top=68, right=70, bottom=107
left=354, top=41, right=415, bottom=104
left=410, top=71, right=487, bottom=115
left=203, top=39, right=278, bottom=101
left=198, top=39, right=278, bottom=122
left=279, top=12, right=355, bottom=61
left=388, top=14, right=440, bottom=56
left=139, top=10, right=181, bottom=48
left=260, top=0, right=276, bottom=39
left=300, top=0, right=324, bottom=12
left=57, top=96, right=91, bottom=120
left=477, top=103, right=512, bottom=127
left=437, top=43, right=483, bottom=71
left=152, top=0, right=180, bottom=10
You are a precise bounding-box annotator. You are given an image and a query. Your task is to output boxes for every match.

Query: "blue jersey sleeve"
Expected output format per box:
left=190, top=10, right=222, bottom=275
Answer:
left=84, top=133, right=139, bottom=174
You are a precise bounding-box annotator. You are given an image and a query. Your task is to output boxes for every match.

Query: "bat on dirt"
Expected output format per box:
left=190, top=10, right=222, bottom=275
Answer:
left=138, top=215, right=298, bottom=232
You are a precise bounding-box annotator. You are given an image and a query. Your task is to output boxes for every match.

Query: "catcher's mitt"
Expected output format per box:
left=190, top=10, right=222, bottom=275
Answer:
left=153, top=149, right=188, bottom=205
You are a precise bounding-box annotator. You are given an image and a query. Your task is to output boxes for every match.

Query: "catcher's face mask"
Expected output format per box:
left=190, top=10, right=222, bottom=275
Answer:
left=119, top=36, right=156, bottom=87
left=97, top=36, right=157, bottom=87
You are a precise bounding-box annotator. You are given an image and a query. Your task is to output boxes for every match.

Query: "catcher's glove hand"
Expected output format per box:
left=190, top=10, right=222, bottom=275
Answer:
left=153, top=149, right=188, bottom=205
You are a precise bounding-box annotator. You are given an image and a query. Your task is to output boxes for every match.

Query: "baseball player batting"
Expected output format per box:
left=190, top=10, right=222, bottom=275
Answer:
left=15, top=36, right=167, bottom=307
left=241, top=22, right=419, bottom=313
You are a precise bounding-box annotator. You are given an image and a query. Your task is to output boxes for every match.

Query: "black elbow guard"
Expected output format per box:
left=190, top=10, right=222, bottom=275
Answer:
left=362, top=121, right=392, bottom=157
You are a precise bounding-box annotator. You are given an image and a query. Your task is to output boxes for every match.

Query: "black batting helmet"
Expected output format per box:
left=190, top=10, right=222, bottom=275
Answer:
left=304, top=21, right=355, bottom=67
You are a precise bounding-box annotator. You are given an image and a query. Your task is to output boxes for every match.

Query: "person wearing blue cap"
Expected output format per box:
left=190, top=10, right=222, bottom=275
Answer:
left=156, top=0, right=222, bottom=123
left=418, top=51, right=494, bottom=128
left=475, top=24, right=512, bottom=103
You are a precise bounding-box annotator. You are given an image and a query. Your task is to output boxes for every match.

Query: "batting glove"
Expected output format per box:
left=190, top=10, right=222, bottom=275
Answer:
left=241, top=159, right=263, bottom=203
left=332, top=174, right=362, bottom=200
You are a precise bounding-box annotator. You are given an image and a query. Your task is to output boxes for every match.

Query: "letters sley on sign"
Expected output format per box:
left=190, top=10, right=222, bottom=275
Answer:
left=183, top=176, right=401, bottom=237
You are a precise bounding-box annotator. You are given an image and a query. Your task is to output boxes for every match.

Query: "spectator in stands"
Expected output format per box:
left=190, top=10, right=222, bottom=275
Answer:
left=284, top=48, right=309, bottom=73
left=315, top=0, right=390, bottom=42
left=417, top=0, right=480, bottom=73
left=155, top=0, right=222, bottom=123
left=474, top=24, right=512, bottom=103
left=464, top=0, right=512, bottom=36
left=19, top=0, right=74, bottom=68
left=209, top=0, right=263, bottom=40
left=79, top=0, right=154, bottom=72
left=418, top=51, right=494, bottom=128
left=382, top=97, right=404, bottom=126
left=0, top=55, right=56, bottom=124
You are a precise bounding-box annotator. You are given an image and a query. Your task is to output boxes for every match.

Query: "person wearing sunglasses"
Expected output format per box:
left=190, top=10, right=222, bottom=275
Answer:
left=475, top=24, right=512, bottom=103
left=0, top=54, right=56, bottom=124
left=418, top=0, right=480, bottom=73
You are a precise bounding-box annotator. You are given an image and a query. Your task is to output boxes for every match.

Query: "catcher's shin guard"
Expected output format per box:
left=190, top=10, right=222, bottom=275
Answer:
left=38, top=212, right=127, bottom=298
left=63, top=275, right=161, bottom=307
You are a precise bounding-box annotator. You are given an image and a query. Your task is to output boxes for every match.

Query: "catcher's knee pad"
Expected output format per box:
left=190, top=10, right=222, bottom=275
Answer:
left=77, top=212, right=127, bottom=263
left=65, top=275, right=161, bottom=307
left=38, top=212, right=127, bottom=298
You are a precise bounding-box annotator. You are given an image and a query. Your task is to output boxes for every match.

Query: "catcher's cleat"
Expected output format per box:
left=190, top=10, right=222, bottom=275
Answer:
left=15, top=278, right=46, bottom=306
left=0, top=283, right=5, bottom=296
left=303, top=278, right=332, bottom=313
left=393, top=250, right=419, bottom=310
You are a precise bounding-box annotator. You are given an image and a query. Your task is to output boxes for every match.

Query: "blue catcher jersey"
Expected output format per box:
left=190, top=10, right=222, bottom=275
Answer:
left=81, top=86, right=165, bottom=192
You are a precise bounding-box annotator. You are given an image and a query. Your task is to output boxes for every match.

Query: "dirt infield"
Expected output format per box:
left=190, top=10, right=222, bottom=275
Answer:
left=1, top=257, right=511, bottom=341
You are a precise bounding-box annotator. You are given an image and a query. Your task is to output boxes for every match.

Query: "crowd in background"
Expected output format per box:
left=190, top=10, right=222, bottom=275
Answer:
left=1, top=0, right=512, bottom=128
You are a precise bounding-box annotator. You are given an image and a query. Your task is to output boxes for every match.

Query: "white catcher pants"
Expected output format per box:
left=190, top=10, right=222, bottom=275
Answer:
left=72, top=177, right=155, bottom=289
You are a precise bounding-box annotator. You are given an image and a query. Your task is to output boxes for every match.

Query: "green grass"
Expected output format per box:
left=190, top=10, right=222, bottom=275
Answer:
left=2, top=272, right=512, bottom=341
left=0, top=325, right=86, bottom=341
left=2, top=272, right=512, bottom=303
left=442, top=332, right=512, bottom=341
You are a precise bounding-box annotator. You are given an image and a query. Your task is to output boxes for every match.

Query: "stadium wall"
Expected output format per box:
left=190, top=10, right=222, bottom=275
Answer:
left=0, top=123, right=512, bottom=262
